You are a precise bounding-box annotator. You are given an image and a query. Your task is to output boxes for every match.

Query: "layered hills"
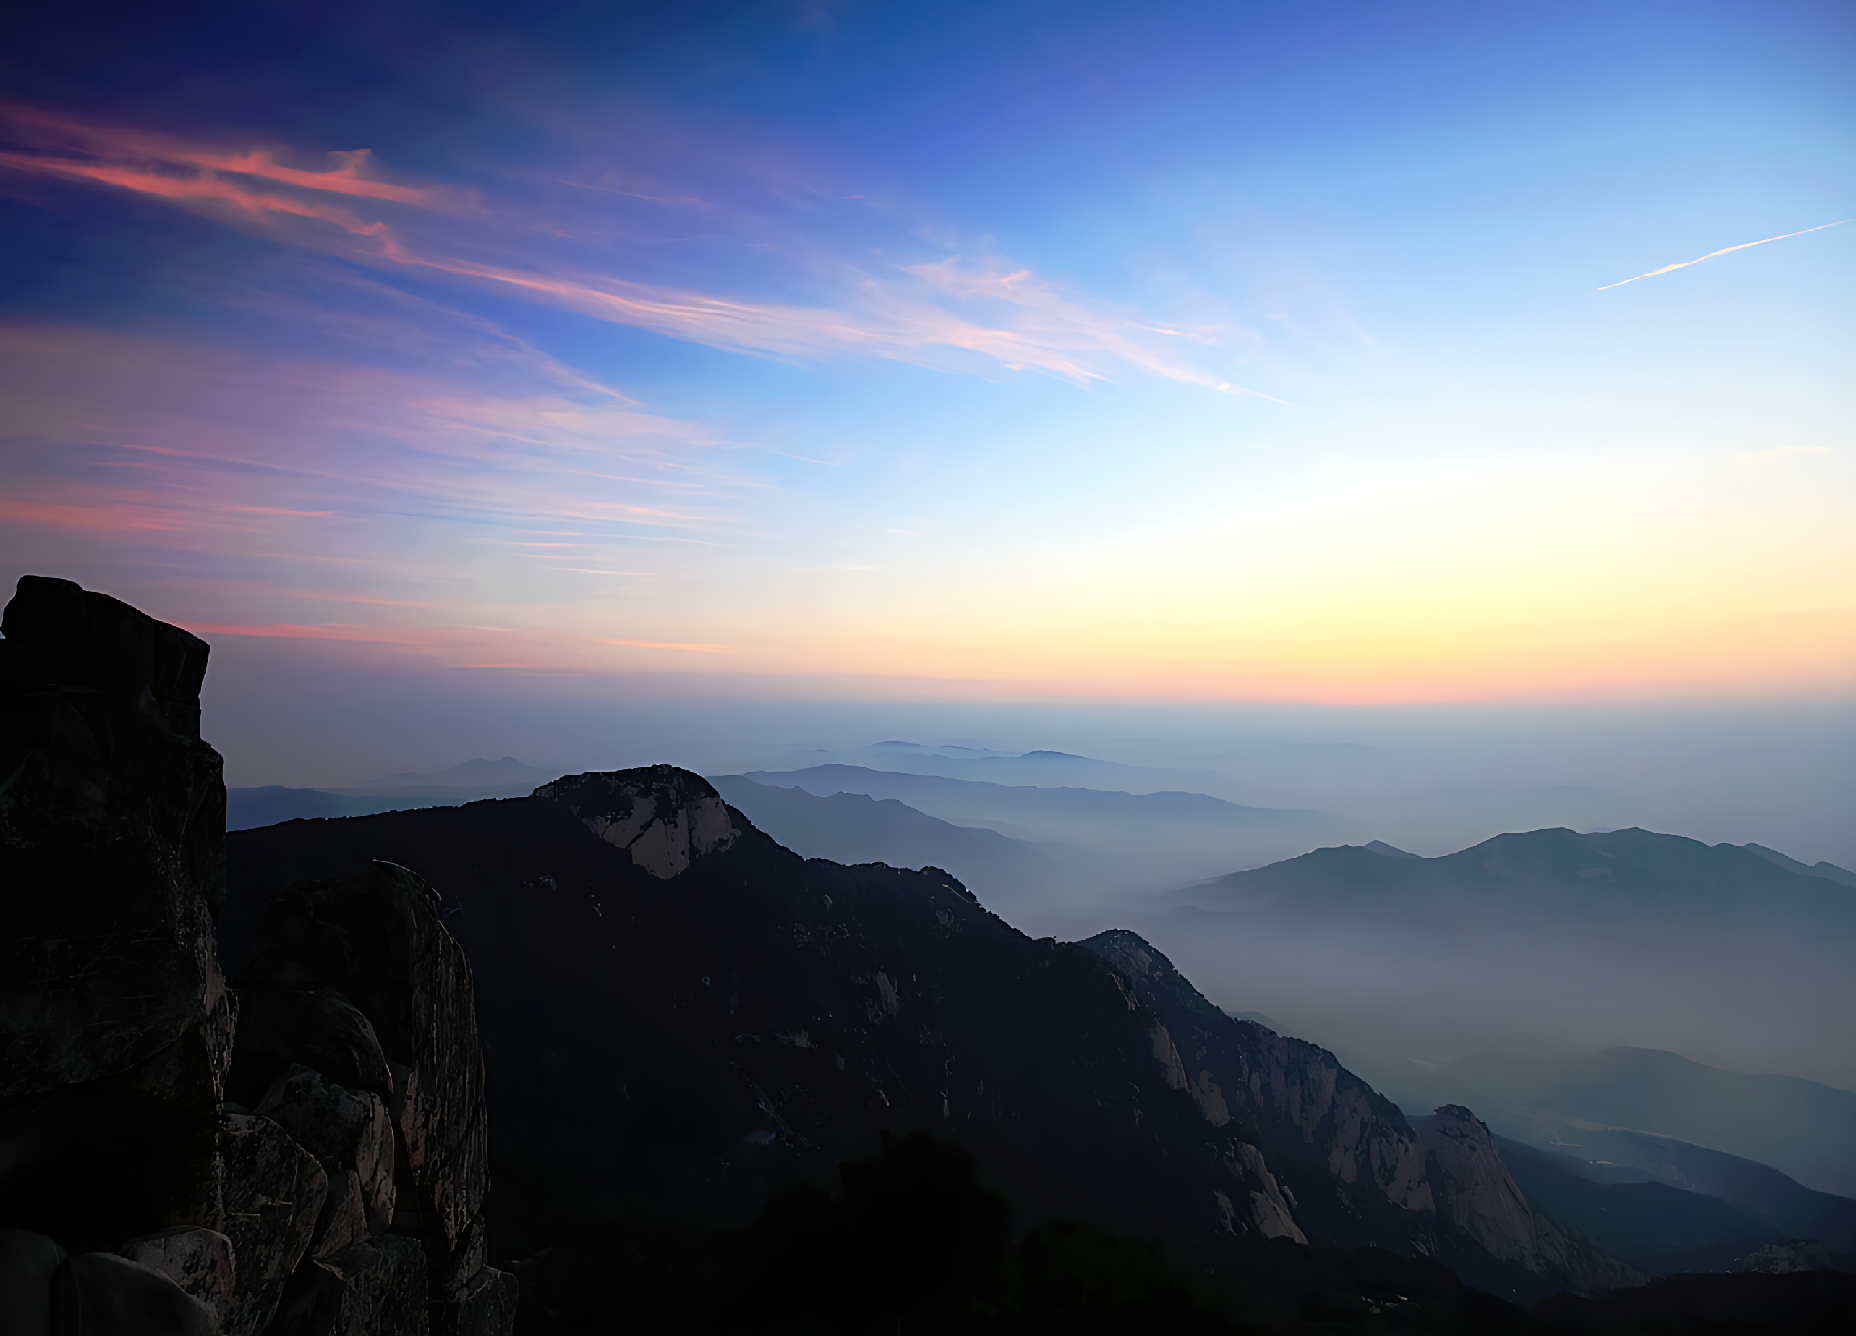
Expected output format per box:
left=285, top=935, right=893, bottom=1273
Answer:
left=1142, top=828, right=1856, bottom=1119
left=228, top=768, right=1636, bottom=1306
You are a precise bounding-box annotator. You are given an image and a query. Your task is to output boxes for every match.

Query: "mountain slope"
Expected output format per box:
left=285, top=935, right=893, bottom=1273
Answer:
left=1472, top=1113, right=1856, bottom=1255
left=710, top=775, right=1055, bottom=900
left=1494, top=1138, right=1795, bottom=1275
left=1413, top=1048, right=1856, bottom=1199
left=224, top=767, right=1626, bottom=1303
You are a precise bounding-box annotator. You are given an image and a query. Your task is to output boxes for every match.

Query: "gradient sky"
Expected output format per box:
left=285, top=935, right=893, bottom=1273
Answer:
left=3, top=0, right=1853, bottom=710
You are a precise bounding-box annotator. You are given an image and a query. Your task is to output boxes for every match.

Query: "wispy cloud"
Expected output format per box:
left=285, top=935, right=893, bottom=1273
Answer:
left=0, top=109, right=1251, bottom=390
left=597, top=638, right=730, bottom=652
left=1598, top=220, right=1849, bottom=291
left=1, top=108, right=452, bottom=207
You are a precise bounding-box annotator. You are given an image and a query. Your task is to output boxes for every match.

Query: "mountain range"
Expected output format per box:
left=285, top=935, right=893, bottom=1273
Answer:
left=227, top=758, right=560, bottom=831
left=1136, top=828, right=1856, bottom=1118
left=226, top=768, right=1644, bottom=1311
left=222, top=766, right=1856, bottom=1323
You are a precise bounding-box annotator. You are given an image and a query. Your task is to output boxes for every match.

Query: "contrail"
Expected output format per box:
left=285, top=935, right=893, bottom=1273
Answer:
left=1597, top=219, right=1849, bottom=291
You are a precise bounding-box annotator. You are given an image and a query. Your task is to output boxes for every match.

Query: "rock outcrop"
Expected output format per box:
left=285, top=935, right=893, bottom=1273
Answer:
left=0, top=575, right=513, bottom=1335
left=1413, top=1104, right=1644, bottom=1295
left=536, top=766, right=737, bottom=879
left=230, top=860, right=515, bottom=1333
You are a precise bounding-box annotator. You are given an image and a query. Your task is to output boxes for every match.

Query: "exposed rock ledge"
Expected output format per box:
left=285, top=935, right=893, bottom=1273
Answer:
left=0, top=575, right=514, bottom=1335
left=535, top=766, right=737, bottom=879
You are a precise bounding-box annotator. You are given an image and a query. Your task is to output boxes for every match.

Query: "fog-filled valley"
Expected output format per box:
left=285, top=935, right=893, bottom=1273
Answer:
left=223, top=689, right=1856, bottom=1142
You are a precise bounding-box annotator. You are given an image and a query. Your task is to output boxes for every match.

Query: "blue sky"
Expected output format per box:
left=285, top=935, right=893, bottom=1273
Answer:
left=2, top=0, right=1851, bottom=706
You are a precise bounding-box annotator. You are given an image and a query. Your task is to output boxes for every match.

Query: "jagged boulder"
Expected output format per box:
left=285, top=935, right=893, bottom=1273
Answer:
left=255, top=1065, right=397, bottom=1234
left=217, top=1111, right=328, bottom=1334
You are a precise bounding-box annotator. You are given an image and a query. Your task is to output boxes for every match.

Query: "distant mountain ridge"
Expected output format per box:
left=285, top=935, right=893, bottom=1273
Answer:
left=1170, top=827, right=1856, bottom=924
left=345, top=755, right=558, bottom=792
left=710, top=775, right=1066, bottom=916
left=228, top=757, right=561, bottom=831
left=814, top=742, right=1227, bottom=794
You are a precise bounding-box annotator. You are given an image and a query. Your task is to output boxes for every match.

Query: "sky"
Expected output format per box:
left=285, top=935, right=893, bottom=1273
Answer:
left=2, top=2, right=1852, bottom=786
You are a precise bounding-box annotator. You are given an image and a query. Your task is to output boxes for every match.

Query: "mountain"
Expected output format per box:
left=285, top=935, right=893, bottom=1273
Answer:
left=225, top=767, right=1635, bottom=1306
left=1743, top=842, right=1856, bottom=890
left=1135, top=827, right=1856, bottom=1105
left=227, top=759, right=562, bottom=831
left=228, top=785, right=408, bottom=830
left=710, top=775, right=1066, bottom=916
left=1169, top=828, right=1856, bottom=924
left=739, top=764, right=1327, bottom=897
left=349, top=757, right=559, bottom=793
left=743, top=764, right=1317, bottom=839
left=1410, top=1048, right=1856, bottom=1200
left=821, top=742, right=1226, bottom=794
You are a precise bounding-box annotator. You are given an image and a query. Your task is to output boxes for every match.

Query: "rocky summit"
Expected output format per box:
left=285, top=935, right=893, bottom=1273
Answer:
left=0, top=576, right=514, bottom=1336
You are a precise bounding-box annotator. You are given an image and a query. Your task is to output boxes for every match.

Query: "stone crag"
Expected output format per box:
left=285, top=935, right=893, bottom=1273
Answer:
left=0, top=576, right=513, bottom=1335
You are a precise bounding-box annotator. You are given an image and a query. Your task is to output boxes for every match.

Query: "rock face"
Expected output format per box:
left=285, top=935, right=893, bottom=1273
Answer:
left=536, top=766, right=736, bottom=879
left=1413, top=1105, right=1644, bottom=1295
left=230, top=859, right=515, bottom=1329
left=1083, top=930, right=1640, bottom=1299
left=225, top=764, right=1645, bottom=1306
left=0, top=576, right=512, bottom=1335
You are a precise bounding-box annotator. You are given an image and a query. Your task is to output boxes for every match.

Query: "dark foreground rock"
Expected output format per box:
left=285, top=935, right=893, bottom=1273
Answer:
left=0, top=575, right=512, bottom=1335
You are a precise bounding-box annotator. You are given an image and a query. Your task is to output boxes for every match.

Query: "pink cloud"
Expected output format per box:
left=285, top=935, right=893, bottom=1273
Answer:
left=0, top=150, right=407, bottom=251
left=0, top=110, right=1248, bottom=390
left=186, top=622, right=424, bottom=643
left=2, top=107, right=449, bottom=207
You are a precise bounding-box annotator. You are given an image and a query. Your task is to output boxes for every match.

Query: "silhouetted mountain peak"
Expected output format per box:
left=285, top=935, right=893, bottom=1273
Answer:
left=535, top=765, right=739, bottom=879
left=1364, top=840, right=1419, bottom=858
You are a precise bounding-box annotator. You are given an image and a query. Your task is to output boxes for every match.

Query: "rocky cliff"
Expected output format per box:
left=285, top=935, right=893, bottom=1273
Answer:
left=226, top=763, right=1644, bottom=1309
left=0, top=576, right=512, bottom=1335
